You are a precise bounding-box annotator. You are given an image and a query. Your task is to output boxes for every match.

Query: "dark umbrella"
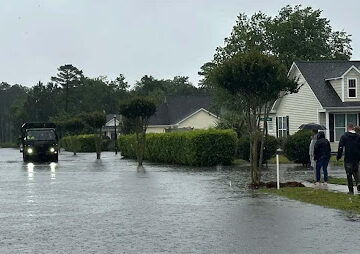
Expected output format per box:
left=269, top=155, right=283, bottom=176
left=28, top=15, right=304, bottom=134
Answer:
left=299, top=123, right=326, bottom=130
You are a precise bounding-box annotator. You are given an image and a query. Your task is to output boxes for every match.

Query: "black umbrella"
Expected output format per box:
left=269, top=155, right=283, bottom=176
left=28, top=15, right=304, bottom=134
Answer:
left=299, top=123, right=326, bottom=130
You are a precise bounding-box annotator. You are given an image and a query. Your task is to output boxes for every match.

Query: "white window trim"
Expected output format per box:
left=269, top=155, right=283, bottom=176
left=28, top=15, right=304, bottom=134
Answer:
left=334, top=113, right=359, bottom=141
left=347, top=78, right=357, bottom=98
left=277, top=116, right=288, bottom=138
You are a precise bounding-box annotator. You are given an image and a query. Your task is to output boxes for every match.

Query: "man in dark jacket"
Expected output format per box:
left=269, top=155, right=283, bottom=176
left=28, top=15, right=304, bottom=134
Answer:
left=314, top=132, right=331, bottom=184
left=337, top=122, right=360, bottom=194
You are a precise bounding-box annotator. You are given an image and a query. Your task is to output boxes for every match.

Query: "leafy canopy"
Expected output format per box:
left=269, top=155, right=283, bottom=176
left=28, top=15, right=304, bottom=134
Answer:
left=210, top=51, right=299, bottom=107
left=119, top=97, right=156, bottom=120
left=51, top=64, right=84, bottom=88
left=211, top=5, right=352, bottom=68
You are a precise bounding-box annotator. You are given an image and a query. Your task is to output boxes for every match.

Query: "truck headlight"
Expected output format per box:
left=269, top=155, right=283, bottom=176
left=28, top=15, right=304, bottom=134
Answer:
left=49, top=147, right=55, bottom=153
left=27, top=148, right=33, bottom=154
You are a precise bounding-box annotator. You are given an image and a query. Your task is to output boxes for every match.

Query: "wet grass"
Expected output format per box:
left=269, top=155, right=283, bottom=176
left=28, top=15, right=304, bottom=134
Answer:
left=306, top=176, right=349, bottom=185
left=234, top=155, right=344, bottom=166
left=329, top=155, right=344, bottom=166
left=0, top=143, right=17, bottom=148
left=233, top=159, right=248, bottom=165
left=261, top=187, right=360, bottom=214
left=328, top=176, right=348, bottom=185
left=267, top=155, right=292, bottom=164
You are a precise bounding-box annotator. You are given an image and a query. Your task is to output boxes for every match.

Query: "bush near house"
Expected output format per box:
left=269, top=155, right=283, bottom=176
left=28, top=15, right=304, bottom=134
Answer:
left=118, top=129, right=237, bottom=166
left=283, top=130, right=313, bottom=165
left=237, top=135, right=278, bottom=163
left=61, top=134, right=111, bottom=153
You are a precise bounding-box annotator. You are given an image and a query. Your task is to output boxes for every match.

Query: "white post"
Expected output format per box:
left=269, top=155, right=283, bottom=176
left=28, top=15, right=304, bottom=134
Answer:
left=276, top=153, right=280, bottom=189
left=276, top=148, right=282, bottom=189
left=325, top=111, right=330, bottom=140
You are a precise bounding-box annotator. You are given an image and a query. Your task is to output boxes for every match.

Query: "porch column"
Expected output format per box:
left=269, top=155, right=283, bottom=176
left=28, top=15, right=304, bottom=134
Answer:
left=325, top=111, right=330, bottom=139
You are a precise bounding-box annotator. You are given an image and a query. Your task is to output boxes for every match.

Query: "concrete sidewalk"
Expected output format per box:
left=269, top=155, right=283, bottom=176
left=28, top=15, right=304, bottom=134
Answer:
left=303, top=181, right=359, bottom=194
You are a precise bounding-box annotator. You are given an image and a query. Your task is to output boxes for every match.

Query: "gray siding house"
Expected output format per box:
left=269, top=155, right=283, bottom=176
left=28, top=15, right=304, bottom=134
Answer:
left=269, top=61, right=360, bottom=151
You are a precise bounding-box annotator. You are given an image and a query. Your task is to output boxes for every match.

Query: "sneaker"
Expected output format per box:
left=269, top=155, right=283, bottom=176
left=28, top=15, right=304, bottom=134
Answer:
left=314, top=182, right=320, bottom=187
left=323, top=182, right=328, bottom=186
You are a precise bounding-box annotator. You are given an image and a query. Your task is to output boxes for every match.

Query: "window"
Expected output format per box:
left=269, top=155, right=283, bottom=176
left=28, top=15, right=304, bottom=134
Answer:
left=277, top=116, right=288, bottom=138
left=334, top=113, right=358, bottom=141
left=348, top=78, right=357, bottom=98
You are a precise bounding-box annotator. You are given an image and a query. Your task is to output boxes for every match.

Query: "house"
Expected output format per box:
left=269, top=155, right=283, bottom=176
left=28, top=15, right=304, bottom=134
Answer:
left=103, top=114, right=120, bottom=139
left=147, top=95, right=219, bottom=133
left=269, top=60, right=360, bottom=150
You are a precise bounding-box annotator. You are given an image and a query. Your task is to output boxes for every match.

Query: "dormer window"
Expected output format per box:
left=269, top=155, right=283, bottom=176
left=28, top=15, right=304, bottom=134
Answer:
left=348, top=78, right=357, bottom=98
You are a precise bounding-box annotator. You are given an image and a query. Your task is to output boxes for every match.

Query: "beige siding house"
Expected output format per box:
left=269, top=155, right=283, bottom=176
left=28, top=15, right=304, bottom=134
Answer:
left=102, top=114, right=120, bottom=139
left=269, top=61, right=360, bottom=151
left=147, top=96, right=219, bottom=133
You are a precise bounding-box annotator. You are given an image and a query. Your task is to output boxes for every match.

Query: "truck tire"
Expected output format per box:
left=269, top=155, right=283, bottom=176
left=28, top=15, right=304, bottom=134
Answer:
left=52, top=154, right=58, bottom=163
left=23, top=153, right=29, bottom=163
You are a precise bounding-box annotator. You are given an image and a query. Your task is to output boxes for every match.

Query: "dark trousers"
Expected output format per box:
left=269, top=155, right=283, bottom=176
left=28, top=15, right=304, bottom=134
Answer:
left=344, top=162, right=360, bottom=192
left=316, top=158, right=329, bottom=182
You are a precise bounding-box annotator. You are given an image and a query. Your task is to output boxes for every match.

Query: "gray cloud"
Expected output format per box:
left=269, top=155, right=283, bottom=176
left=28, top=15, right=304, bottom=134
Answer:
left=0, top=0, right=358, bottom=87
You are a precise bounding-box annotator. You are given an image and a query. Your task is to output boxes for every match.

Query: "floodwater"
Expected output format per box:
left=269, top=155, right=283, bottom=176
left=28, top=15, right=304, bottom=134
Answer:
left=0, top=148, right=357, bottom=253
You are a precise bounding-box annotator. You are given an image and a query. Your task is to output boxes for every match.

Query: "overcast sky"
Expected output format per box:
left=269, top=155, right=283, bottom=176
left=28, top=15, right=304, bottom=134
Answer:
left=1, top=0, right=359, bottom=88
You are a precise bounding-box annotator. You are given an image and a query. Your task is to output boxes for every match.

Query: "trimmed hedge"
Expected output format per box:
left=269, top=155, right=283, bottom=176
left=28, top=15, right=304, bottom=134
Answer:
left=118, top=129, right=237, bottom=166
left=61, top=134, right=110, bottom=152
left=283, top=130, right=313, bottom=165
left=237, top=135, right=278, bottom=163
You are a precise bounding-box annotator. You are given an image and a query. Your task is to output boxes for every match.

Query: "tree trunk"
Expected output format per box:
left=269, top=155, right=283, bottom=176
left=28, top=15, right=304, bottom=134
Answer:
left=65, top=84, right=69, bottom=112
left=95, top=130, right=102, bottom=160
left=250, top=132, right=261, bottom=186
left=258, top=124, right=266, bottom=169
left=136, top=131, right=146, bottom=166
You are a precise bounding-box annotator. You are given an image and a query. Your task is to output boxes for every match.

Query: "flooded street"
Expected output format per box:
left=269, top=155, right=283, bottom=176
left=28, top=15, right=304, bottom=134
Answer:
left=0, top=148, right=358, bottom=253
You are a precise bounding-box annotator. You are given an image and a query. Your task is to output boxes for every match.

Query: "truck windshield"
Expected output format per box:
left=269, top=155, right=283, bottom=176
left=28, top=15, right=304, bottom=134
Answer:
left=26, top=130, right=56, bottom=141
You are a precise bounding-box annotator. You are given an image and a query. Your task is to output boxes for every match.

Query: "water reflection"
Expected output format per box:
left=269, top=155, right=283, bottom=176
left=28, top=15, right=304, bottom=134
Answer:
left=27, top=163, right=34, bottom=180
left=137, top=165, right=146, bottom=174
left=26, top=162, right=58, bottom=180
left=50, top=162, right=56, bottom=180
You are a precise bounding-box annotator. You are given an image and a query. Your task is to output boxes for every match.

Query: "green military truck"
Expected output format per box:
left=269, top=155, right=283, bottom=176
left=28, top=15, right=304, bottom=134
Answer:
left=20, top=123, right=59, bottom=162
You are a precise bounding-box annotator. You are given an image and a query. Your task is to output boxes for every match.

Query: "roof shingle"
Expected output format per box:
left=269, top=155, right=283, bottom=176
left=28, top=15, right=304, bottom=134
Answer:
left=295, top=61, right=360, bottom=108
left=148, top=96, right=214, bottom=125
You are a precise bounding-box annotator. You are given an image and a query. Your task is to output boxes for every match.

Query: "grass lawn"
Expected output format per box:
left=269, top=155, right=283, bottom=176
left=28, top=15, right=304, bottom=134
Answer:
left=266, top=155, right=344, bottom=165
left=328, top=176, right=349, bottom=185
left=234, top=155, right=345, bottom=166
left=329, top=155, right=344, bottom=166
left=0, top=143, right=17, bottom=148
left=267, top=155, right=292, bottom=164
left=261, top=187, right=360, bottom=214
left=233, top=159, right=248, bottom=165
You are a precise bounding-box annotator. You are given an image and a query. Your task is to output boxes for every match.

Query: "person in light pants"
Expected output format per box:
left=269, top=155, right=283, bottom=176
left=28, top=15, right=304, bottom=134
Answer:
left=309, top=129, right=318, bottom=182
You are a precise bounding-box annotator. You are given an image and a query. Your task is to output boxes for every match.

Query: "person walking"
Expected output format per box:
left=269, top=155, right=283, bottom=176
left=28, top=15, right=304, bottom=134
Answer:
left=337, top=122, right=360, bottom=194
left=314, top=132, right=331, bottom=185
left=309, top=129, right=318, bottom=182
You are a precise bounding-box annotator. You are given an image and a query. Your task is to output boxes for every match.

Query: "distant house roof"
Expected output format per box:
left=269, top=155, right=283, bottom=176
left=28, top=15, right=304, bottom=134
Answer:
left=294, top=61, right=360, bottom=108
left=104, top=114, right=120, bottom=128
left=149, top=96, right=215, bottom=125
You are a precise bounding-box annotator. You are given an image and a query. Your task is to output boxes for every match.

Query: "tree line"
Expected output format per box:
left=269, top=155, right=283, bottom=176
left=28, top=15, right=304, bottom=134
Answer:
left=0, top=66, right=206, bottom=145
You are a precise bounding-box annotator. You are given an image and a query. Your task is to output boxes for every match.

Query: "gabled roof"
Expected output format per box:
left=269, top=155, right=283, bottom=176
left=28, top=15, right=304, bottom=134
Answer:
left=105, top=114, right=120, bottom=127
left=148, top=96, right=215, bottom=125
left=294, top=61, right=360, bottom=108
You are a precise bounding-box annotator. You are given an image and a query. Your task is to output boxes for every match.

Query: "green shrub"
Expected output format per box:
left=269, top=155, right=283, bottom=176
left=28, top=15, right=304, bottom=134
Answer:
left=118, top=129, right=237, bottom=166
left=283, top=130, right=312, bottom=165
left=0, top=142, right=18, bottom=148
left=61, top=134, right=110, bottom=153
left=237, top=135, right=278, bottom=163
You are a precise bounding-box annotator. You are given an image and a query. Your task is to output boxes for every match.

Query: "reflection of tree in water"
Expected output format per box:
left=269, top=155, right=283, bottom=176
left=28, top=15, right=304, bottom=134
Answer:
left=137, top=165, right=146, bottom=174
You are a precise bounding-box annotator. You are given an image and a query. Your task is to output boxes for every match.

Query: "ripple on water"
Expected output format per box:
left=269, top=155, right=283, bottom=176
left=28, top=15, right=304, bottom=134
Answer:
left=0, top=149, right=356, bottom=253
